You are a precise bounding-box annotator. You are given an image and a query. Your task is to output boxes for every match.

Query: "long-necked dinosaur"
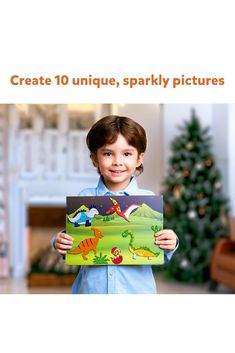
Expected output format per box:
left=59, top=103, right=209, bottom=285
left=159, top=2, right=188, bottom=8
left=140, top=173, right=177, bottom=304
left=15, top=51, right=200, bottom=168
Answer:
left=68, top=207, right=99, bottom=227
left=122, top=230, right=160, bottom=260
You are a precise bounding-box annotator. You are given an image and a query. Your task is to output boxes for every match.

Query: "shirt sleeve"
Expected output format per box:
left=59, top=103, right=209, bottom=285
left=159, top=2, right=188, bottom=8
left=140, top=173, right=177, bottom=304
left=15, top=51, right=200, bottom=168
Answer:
left=51, top=234, right=57, bottom=251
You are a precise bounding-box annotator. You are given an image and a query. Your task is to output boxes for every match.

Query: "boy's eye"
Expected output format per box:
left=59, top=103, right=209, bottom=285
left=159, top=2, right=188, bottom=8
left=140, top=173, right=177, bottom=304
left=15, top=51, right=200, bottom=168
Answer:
left=124, top=152, right=132, bottom=156
left=103, top=152, right=112, bottom=156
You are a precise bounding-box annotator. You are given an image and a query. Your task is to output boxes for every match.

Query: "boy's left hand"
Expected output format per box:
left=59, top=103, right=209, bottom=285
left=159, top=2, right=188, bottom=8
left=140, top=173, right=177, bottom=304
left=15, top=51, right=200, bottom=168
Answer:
left=154, top=229, right=177, bottom=251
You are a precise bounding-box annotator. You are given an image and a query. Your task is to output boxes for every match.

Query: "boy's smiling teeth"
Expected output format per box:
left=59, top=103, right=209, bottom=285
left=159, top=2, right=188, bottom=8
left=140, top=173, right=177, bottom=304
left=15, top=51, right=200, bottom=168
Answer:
left=110, top=170, right=125, bottom=173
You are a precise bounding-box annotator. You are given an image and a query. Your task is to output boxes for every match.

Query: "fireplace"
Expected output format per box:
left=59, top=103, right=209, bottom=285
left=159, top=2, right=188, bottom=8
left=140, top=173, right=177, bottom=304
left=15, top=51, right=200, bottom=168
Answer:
left=27, top=206, right=79, bottom=286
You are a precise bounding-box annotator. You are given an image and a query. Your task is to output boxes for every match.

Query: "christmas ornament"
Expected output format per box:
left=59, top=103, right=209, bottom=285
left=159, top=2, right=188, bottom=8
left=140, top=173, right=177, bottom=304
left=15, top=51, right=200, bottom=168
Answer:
left=205, top=159, right=213, bottom=168
left=220, top=211, right=227, bottom=226
left=165, top=203, right=173, bottom=217
left=198, top=207, right=206, bottom=216
left=196, top=192, right=204, bottom=200
left=186, top=142, right=194, bottom=150
left=195, top=162, right=203, bottom=170
left=183, top=169, right=190, bottom=177
left=180, top=258, right=189, bottom=269
left=215, top=181, right=222, bottom=190
left=188, top=210, right=196, bottom=219
left=173, top=185, right=182, bottom=199
left=175, top=172, right=182, bottom=179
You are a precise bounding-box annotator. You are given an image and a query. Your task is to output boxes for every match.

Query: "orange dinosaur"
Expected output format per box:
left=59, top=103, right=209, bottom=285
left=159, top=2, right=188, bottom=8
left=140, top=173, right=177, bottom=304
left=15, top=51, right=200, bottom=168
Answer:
left=69, top=228, right=104, bottom=260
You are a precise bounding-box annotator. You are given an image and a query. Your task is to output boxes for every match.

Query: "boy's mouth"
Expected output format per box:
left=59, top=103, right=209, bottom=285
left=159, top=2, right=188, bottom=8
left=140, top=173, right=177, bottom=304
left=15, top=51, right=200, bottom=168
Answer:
left=109, top=170, right=126, bottom=174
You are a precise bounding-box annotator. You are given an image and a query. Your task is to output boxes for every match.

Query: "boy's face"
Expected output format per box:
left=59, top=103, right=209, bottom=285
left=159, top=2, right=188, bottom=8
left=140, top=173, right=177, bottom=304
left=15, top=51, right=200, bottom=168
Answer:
left=91, top=134, right=144, bottom=193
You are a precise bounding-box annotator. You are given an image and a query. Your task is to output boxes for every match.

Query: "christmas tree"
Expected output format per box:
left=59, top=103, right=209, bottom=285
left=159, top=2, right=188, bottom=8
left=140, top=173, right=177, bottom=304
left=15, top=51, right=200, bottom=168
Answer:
left=163, top=109, right=229, bottom=283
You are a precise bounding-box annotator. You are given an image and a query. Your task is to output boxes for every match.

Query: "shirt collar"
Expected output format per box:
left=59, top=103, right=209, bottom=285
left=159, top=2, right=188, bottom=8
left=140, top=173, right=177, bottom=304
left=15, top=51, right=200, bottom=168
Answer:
left=96, top=176, right=139, bottom=196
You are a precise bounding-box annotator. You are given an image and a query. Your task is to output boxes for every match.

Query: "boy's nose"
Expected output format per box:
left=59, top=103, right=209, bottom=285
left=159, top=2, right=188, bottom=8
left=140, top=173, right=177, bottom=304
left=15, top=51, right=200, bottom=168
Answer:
left=113, top=155, right=123, bottom=165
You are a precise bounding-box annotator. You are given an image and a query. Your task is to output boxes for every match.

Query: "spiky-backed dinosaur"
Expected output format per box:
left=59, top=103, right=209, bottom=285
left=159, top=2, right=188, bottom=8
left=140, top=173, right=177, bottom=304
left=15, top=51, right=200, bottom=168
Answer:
left=122, top=230, right=160, bottom=260
left=68, top=228, right=103, bottom=260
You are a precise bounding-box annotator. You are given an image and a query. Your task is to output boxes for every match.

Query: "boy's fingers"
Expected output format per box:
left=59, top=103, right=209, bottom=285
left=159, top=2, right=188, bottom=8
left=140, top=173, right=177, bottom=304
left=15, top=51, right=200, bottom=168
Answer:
left=58, top=238, right=73, bottom=245
left=57, top=249, right=67, bottom=255
left=159, top=245, right=175, bottom=250
left=58, top=243, right=73, bottom=250
left=155, top=235, right=172, bottom=241
left=60, top=233, right=74, bottom=241
left=155, top=232, right=176, bottom=240
left=155, top=229, right=175, bottom=236
left=155, top=239, right=172, bottom=245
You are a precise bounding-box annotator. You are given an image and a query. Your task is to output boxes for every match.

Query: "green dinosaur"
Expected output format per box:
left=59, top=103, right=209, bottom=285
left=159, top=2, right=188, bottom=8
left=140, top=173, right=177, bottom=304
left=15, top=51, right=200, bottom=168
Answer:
left=122, top=230, right=160, bottom=260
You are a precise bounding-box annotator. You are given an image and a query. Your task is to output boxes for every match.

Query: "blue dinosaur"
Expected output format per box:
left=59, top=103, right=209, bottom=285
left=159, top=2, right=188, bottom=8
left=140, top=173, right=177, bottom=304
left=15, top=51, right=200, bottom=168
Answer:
left=67, top=207, right=99, bottom=227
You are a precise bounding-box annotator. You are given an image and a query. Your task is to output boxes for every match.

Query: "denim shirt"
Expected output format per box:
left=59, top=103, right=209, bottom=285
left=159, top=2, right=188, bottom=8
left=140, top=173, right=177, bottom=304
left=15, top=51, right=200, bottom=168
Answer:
left=71, top=177, right=176, bottom=294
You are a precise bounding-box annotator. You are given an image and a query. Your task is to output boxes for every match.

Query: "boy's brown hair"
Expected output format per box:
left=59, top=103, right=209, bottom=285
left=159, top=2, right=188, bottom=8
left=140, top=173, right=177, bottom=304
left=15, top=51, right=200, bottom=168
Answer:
left=86, top=115, right=147, bottom=174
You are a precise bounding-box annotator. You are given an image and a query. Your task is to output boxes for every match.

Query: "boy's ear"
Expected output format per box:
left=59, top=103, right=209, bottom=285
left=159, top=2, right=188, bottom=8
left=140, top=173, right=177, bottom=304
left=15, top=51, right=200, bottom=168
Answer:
left=137, top=152, right=144, bottom=167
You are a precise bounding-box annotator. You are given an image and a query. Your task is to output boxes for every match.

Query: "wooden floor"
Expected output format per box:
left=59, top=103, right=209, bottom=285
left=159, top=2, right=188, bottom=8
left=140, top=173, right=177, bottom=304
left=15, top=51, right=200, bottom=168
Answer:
left=0, top=272, right=233, bottom=294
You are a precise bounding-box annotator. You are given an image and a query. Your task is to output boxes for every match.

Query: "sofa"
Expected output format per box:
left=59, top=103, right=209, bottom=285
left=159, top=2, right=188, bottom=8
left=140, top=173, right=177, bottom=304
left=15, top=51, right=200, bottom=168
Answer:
left=210, top=217, right=235, bottom=292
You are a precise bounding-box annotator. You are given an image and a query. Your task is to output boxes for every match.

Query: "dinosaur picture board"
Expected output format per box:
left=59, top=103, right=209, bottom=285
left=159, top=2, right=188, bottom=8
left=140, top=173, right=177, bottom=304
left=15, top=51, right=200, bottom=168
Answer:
left=65, top=195, right=164, bottom=266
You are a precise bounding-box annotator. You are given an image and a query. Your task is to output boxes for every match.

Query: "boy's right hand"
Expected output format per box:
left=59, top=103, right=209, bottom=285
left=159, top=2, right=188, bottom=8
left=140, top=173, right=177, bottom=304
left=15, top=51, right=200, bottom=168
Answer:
left=54, top=232, right=74, bottom=255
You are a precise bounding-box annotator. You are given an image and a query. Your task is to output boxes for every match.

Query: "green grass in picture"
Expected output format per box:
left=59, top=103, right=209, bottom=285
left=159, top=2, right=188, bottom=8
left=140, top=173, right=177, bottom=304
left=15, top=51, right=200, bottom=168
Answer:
left=93, top=253, right=110, bottom=264
left=65, top=214, right=164, bottom=266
